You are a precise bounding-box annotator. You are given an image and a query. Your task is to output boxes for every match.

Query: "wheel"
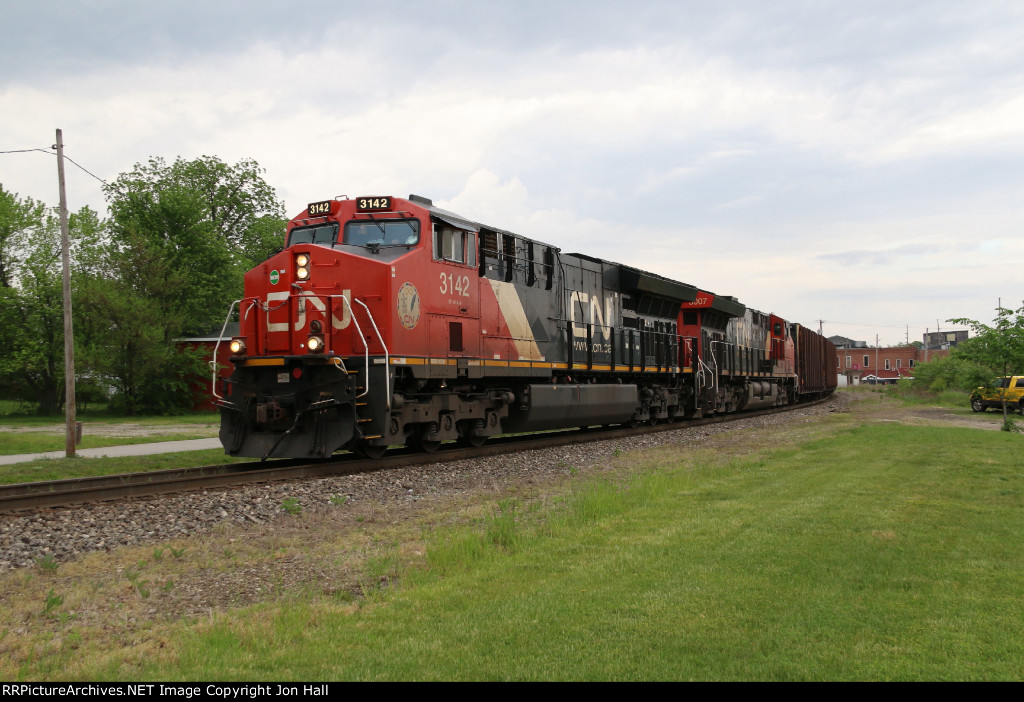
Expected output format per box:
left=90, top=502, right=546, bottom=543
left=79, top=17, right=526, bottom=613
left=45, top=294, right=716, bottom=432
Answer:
left=407, top=431, right=441, bottom=453
left=354, top=441, right=387, bottom=459
left=458, top=435, right=487, bottom=448
left=970, top=396, right=986, bottom=413
left=419, top=438, right=441, bottom=453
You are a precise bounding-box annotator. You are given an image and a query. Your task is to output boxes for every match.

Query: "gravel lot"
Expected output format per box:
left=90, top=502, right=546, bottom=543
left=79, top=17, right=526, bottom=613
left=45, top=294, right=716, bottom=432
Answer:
left=0, top=397, right=851, bottom=573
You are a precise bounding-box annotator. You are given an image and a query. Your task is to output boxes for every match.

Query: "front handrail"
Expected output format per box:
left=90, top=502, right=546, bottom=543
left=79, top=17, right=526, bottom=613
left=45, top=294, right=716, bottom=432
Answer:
left=352, top=297, right=391, bottom=410
left=210, top=300, right=241, bottom=401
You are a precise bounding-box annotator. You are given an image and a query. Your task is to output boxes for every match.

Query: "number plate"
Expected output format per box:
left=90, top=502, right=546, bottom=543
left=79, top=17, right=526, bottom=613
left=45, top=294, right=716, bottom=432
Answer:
left=356, top=196, right=392, bottom=211
left=307, top=200, right=333, bottom=216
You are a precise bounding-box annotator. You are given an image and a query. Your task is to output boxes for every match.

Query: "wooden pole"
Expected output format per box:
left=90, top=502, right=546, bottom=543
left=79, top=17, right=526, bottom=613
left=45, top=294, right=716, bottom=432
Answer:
left=56, top=128, right=76, bottom=457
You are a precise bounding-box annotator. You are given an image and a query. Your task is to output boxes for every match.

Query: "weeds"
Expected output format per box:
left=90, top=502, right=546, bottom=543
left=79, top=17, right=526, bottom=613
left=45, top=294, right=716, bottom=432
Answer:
left=329, top=494, right=348, bottom=506
left=281, top=497, right=302, bottom=516
left=485, top=499, right=520, bottom=551
left=125, top=570, right=151, bottom=599
left=42, top=589, right=63, bottom=616
left=35, top=555, right=58, bottom=571
left=360, top=552, right=401, bottom=599
left=170, top=546, right=186, bottom=559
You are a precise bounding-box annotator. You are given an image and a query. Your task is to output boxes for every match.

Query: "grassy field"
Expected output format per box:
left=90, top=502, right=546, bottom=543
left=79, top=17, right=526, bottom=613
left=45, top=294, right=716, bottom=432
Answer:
left=0, top=407, right=220, bottom=471
left=2, top=393, right=1021, bottom=681
left=0, top=450, right=249, bottom=485
left=0, top=431, right=218, bottom=457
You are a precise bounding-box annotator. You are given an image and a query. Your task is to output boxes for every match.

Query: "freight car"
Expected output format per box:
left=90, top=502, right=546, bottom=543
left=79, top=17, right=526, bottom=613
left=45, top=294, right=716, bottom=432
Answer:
left=216, top=195, right=836, bottom=459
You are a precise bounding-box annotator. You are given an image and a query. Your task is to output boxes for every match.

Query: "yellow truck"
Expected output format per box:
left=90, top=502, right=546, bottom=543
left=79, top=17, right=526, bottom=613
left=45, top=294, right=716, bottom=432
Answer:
left=970, top=376, right=1024, bottom=413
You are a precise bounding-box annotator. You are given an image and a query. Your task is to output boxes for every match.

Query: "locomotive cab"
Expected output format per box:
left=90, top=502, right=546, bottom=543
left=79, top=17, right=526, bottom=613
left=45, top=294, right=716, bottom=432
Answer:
left=217, top=195, right=507, bottom=459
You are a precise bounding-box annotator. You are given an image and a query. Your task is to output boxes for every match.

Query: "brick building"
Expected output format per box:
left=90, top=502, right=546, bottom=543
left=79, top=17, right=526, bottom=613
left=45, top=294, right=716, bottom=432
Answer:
left=835, top=344, right=951, bottom=385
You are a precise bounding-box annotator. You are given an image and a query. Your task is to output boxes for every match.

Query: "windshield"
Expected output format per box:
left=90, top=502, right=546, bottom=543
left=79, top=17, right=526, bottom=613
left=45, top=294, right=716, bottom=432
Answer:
left=344, top=219, right=419, bottom=247
left=287, top=223, right=338, bottom=247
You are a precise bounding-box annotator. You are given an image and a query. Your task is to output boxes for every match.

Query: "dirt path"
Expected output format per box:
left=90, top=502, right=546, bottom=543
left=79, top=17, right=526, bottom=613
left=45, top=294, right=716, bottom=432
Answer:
left=847, top=393, right=1008, bottom=431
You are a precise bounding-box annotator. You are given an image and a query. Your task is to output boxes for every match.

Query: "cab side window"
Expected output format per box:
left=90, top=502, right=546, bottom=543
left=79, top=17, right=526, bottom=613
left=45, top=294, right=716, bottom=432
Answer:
left=434, top=224, right=476, bottom=266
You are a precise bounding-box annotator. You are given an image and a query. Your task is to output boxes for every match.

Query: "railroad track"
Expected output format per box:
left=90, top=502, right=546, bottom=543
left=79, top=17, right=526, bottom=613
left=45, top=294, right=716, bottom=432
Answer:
left=0, top=399, right=829, bottom=514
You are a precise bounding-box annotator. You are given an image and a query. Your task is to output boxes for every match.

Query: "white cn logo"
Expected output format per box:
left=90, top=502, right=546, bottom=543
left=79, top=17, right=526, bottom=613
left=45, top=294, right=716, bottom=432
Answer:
left=265, top=291, right=352, bottom=332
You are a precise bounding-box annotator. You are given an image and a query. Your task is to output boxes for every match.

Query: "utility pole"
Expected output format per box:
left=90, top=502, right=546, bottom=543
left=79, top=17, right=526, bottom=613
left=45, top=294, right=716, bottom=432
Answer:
left=56, top=129, right=76, bottom=457
left=875, top=334, right=879, bottom=383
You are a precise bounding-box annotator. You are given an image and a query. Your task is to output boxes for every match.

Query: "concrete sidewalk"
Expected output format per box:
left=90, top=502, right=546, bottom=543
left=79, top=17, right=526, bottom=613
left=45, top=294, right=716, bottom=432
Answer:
left=0, top=438, right=223, bottom=466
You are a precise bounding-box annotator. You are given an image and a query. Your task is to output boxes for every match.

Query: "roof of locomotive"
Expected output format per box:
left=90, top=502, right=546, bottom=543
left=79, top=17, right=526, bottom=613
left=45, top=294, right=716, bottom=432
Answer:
left=408, top=194, right=746, bottom=315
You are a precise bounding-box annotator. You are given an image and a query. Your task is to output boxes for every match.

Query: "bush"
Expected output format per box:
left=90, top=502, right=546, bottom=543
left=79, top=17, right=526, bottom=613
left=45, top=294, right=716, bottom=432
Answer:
left=911, top=354, right=990, bottom=393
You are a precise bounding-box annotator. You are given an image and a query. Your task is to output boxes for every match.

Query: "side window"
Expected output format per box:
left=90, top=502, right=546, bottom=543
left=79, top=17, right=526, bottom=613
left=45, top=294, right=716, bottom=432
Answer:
left=434, top=224, right=475, bottom=265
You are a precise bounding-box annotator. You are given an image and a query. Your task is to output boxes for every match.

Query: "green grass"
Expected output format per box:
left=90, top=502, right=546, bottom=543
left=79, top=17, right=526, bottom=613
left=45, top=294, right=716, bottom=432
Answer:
left=0, top=402, right=218, bottom=425
left=0, top=431, right=216, bottom=457
left=0, top=449, right=249, bottom=485
left=5, top=400, right=1022, bottom=680
left=105, top=422, right=1024, bottom=679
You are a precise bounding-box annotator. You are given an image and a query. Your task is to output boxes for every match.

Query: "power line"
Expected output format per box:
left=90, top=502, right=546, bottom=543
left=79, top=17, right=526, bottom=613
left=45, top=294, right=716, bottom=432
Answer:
left=0, top=148, right=52, bottom=154
left=1, top=145, right=108, bottom=186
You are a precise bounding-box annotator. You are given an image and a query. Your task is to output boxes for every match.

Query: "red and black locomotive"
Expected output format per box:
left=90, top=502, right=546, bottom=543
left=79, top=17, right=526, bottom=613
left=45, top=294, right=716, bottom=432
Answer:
left=216, top=194, right=836, bottom=459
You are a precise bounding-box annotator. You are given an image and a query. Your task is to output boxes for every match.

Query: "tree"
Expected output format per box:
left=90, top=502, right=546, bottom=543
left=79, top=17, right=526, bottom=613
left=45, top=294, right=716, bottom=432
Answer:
left=104, top=155, right=287, bottom=270
left=0, top=204, right=102, bottom=414
left=0, top=184, right=46, bottom=288
left=83, top=155, right=286, bottom=414
left=949, top=304, right=1024, bottom=429
left=911, top=353, right=990, bottom=394
left=103, top=185, right=238, bottom=337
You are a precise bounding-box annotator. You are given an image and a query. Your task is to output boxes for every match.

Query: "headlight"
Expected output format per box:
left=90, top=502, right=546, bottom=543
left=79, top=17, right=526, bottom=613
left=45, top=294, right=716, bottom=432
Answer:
left=295, top=253, right=310, bottom=280
left=307, top=335, right=324, bottom=353
left=229, top=338, right=247, bottom=355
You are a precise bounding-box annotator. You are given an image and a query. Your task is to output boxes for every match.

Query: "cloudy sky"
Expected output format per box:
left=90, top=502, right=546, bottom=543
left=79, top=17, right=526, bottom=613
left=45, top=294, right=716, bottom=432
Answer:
left=3, top=0, right=1022, bottom=345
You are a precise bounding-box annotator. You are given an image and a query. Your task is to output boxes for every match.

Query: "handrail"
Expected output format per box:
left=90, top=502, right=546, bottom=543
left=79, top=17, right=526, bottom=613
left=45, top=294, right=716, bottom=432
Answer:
left=352, top=297, right=391, bottom=410
left=331, top=294, right=370, bottom=400
left=210, top=300, right=241, bottom=401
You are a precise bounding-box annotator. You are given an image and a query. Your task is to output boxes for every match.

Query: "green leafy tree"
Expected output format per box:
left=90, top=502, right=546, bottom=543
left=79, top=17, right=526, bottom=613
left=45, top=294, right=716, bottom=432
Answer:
left=104, top=155, right=287, bottom=270
left=83, top=155, right=285, bottom=413
left=10, top=213, right=65, bottom=413
left=0, top=205, right=101, bottom=414
left=911, top=353, right=990, bottom=393
left=0, top=184, right=46, bottom=288
left=103, top=186, right=238, bottom=337
left=949, top=304, right=1024, bottom=429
